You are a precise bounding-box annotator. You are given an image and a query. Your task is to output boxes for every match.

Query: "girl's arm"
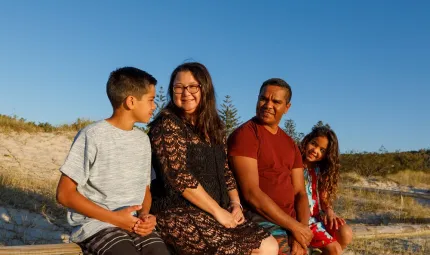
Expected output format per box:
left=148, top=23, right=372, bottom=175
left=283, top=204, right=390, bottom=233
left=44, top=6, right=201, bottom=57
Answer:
left=319, top=190, right=345, bottom=230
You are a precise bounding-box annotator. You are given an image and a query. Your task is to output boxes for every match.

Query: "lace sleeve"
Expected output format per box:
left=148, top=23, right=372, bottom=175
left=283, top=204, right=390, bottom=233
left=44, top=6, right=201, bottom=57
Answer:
left=149, top=114, right=199, bottom=193
left=224, top=136, right=237, bottom=191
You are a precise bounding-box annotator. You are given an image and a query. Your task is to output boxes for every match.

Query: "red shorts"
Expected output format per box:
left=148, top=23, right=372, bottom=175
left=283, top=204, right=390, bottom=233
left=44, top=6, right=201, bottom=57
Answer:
left=309, top=222, right=337, bottom=248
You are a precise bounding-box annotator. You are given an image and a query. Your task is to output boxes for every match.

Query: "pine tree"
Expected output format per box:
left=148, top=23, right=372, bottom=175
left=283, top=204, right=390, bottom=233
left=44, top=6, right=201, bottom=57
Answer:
left=283, top=119, right=304, bottom=144
left=219, top=95, right=241, bottom=136
left=313, top=120, right=331, bottom=129
left=153, top=86, right=167, bottom=119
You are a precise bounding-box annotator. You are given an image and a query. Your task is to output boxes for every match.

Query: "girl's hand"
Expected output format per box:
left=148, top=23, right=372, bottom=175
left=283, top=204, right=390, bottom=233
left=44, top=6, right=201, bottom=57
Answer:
left=229, top=204, right=245, bottom=225
left=322, top=208, right=345, bottom=230
left=213, top=208, right=237, bottom=228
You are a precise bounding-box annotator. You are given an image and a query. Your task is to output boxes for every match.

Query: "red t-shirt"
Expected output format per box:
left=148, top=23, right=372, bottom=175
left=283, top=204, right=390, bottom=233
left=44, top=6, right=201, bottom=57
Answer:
left=228, top=117, right=303, bottom=218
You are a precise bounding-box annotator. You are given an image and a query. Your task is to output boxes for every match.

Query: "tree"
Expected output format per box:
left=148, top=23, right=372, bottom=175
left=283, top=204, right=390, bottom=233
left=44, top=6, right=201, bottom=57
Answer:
left=313, top=120, right=331, bottom=129
left=153, top=86, right=167, bottom=119
left=283, top=119, right=304, bottom=144
left=219, top=95, right=241, bottom=136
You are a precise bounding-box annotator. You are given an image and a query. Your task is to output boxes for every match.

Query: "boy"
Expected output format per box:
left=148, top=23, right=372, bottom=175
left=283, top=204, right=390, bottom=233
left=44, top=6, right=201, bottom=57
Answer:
left=56, top=67, right=170, bottom=255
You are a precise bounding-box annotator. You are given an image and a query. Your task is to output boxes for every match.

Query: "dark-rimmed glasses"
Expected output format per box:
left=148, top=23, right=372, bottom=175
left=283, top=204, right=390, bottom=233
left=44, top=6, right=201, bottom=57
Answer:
left=173, top=84, right=201, bottom=94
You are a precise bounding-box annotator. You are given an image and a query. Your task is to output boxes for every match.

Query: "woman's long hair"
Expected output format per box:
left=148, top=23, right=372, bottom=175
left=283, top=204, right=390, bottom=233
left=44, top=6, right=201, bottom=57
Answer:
left=158, top=62, right=225, bottom=145
left=300, top=126, right=340, bottom=204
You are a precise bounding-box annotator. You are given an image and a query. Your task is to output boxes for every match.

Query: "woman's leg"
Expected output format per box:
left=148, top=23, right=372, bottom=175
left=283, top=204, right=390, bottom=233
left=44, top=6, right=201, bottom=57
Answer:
left=251, top=236, right=279, bottom=255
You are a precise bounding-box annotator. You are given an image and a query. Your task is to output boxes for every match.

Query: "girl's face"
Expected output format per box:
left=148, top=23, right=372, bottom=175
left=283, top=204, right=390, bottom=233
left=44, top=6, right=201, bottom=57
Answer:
left=305, top=136, right=329, bottom=163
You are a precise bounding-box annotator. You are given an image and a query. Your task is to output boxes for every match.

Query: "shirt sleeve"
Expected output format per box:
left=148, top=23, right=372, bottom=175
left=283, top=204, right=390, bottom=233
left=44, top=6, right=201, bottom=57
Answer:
left=227, top=122, right=259, bottom=159
left=149, top=114, right=199, bottom=193
left=59, top=129, right=97, bottom=185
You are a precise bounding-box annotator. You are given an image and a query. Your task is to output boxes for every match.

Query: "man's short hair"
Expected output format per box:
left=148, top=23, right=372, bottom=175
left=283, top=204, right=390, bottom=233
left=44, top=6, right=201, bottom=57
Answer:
left=106, top=67, right=157, bottom=109
left=259, top=78, right=292, bottom=103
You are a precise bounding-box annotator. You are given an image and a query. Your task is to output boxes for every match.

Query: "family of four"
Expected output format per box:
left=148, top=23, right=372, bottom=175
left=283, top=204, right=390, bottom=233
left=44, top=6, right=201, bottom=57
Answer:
left=56, top=62, right=352, bottom=255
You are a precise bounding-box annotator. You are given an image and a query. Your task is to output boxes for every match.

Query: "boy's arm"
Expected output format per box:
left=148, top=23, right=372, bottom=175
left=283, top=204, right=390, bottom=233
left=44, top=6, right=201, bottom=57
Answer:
left=134, top=185, right=156, bottom=236
left=139, top=185, right=152, bottom=215
left=56, top=174, right=141, bottom=232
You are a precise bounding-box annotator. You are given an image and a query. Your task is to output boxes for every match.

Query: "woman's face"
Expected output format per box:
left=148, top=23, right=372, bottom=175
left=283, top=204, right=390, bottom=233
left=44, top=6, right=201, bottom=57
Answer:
left=172, top=71, right=201, bottom=115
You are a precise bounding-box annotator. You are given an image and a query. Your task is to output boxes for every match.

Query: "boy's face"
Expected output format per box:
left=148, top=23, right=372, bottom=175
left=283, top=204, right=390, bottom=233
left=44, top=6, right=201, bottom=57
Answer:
left=134, top=85, right=156, bottom=123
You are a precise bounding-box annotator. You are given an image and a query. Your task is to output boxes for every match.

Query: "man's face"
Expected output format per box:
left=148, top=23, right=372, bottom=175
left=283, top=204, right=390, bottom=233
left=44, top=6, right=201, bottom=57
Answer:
left=256, top=85, right=291, bottom=126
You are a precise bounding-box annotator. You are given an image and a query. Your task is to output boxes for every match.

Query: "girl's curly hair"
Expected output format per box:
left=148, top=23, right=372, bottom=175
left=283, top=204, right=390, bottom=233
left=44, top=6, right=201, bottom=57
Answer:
left=300, top=126, right=340, bottom=204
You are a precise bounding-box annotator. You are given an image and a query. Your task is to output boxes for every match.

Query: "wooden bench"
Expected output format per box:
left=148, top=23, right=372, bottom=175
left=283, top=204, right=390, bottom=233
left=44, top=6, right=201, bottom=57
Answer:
left=0, top=243, right=82, bottom=255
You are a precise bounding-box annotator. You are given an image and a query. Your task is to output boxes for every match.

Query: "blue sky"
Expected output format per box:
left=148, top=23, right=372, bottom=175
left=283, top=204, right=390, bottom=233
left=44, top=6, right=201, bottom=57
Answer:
left=1, top=1, right=429, bottom=152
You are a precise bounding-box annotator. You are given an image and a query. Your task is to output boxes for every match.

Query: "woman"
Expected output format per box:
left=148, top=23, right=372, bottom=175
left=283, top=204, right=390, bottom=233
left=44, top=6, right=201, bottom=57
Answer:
left=148, top=62, right=278, bottom=254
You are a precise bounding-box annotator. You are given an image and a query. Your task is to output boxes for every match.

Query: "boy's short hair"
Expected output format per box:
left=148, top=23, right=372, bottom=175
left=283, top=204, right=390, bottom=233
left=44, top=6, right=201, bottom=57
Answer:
left=107, top=67, right=157, bottom=109
left=259, top=78, right=292, bottom=104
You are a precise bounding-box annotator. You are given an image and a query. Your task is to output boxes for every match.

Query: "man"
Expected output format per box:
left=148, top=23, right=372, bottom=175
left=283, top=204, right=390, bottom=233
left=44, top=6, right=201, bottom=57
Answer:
left=228, top=78, right=313, bottom=255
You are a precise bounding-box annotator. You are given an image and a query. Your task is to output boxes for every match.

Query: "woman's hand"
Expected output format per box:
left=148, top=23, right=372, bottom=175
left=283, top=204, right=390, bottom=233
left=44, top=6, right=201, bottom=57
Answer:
left=213, top=208, right=238, bottom=228
left=229, top=204, right=245, bottom=225
left=322, top=208, right=345, bottom=230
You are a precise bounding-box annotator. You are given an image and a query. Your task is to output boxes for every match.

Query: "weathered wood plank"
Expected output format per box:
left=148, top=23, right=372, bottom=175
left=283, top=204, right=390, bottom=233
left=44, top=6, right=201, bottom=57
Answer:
left=0, top=243, right=82, bottom=255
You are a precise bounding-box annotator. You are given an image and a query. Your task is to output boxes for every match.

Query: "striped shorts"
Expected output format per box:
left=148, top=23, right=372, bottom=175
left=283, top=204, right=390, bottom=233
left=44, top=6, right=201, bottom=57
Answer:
left=77, top=227, right=169, bottom=255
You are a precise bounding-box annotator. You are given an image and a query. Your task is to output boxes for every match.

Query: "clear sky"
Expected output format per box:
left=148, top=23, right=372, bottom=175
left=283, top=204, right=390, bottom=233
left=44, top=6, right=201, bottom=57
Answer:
left=1, top=1, right=429, bottom=152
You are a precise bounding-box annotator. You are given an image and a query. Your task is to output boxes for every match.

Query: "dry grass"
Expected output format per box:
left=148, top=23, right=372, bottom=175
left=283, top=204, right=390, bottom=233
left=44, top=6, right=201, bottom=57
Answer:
left=386, top=170, right=430, bottom=189
left=345, top=237, right=429, bottom=255
left=0, top=167, right=66, bottom=225
left=335, top=186, right=430, bottom=225
left=0, top=114, right=93, bottom=134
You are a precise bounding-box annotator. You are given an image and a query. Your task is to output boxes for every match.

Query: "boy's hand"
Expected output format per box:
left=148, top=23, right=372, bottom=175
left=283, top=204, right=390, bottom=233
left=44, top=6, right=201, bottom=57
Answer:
left=112, top=205, right=142, bottom=232
left=133, top=214, right=157, bottom=236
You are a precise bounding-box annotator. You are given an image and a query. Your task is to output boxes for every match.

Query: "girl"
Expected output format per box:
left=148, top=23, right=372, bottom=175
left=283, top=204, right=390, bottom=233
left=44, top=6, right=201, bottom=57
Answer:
left=301, top=127, right=352, bottom=255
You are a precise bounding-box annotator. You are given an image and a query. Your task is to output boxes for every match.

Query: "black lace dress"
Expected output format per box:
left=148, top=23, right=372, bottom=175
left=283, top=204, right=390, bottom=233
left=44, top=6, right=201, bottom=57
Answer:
left=148, top=111, right=270, bottom=255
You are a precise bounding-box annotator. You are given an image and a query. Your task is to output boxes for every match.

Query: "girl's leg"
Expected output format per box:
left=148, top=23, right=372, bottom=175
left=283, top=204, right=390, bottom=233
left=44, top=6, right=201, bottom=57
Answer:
left=321, top=241, right=342, bottom=255
left=251, top=235, right=279, bottom=255
left=335, top=224, right=353, bottom=249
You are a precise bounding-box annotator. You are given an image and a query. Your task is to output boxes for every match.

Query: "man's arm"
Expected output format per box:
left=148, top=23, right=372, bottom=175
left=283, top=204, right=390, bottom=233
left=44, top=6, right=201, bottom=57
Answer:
left=291, top=167, right=310, bottom=226
left=56, top=174, right=141, bottom=232
left=229, top=156, right=312, bottom=249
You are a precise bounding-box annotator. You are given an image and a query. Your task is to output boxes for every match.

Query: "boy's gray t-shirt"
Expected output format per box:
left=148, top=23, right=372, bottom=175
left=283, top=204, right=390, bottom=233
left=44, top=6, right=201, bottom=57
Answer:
left=60, top=120, right=151, bottom=242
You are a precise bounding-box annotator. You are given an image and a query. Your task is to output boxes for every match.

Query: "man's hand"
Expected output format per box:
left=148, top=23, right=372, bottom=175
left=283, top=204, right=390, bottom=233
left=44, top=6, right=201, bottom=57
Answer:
left=322, top=208, right=345, bottom=230
left=291, top=222, right=313, bottom=249
left=133, top=213, right=157, bottom=236
left=112, top=205, right=142, bottom=232
left=290, top=237, right=308, bottom=255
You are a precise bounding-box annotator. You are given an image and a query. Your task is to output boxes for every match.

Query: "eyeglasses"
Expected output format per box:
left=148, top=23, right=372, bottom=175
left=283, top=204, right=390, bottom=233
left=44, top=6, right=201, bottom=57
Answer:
left=173, top=84, right=201, bottom=94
